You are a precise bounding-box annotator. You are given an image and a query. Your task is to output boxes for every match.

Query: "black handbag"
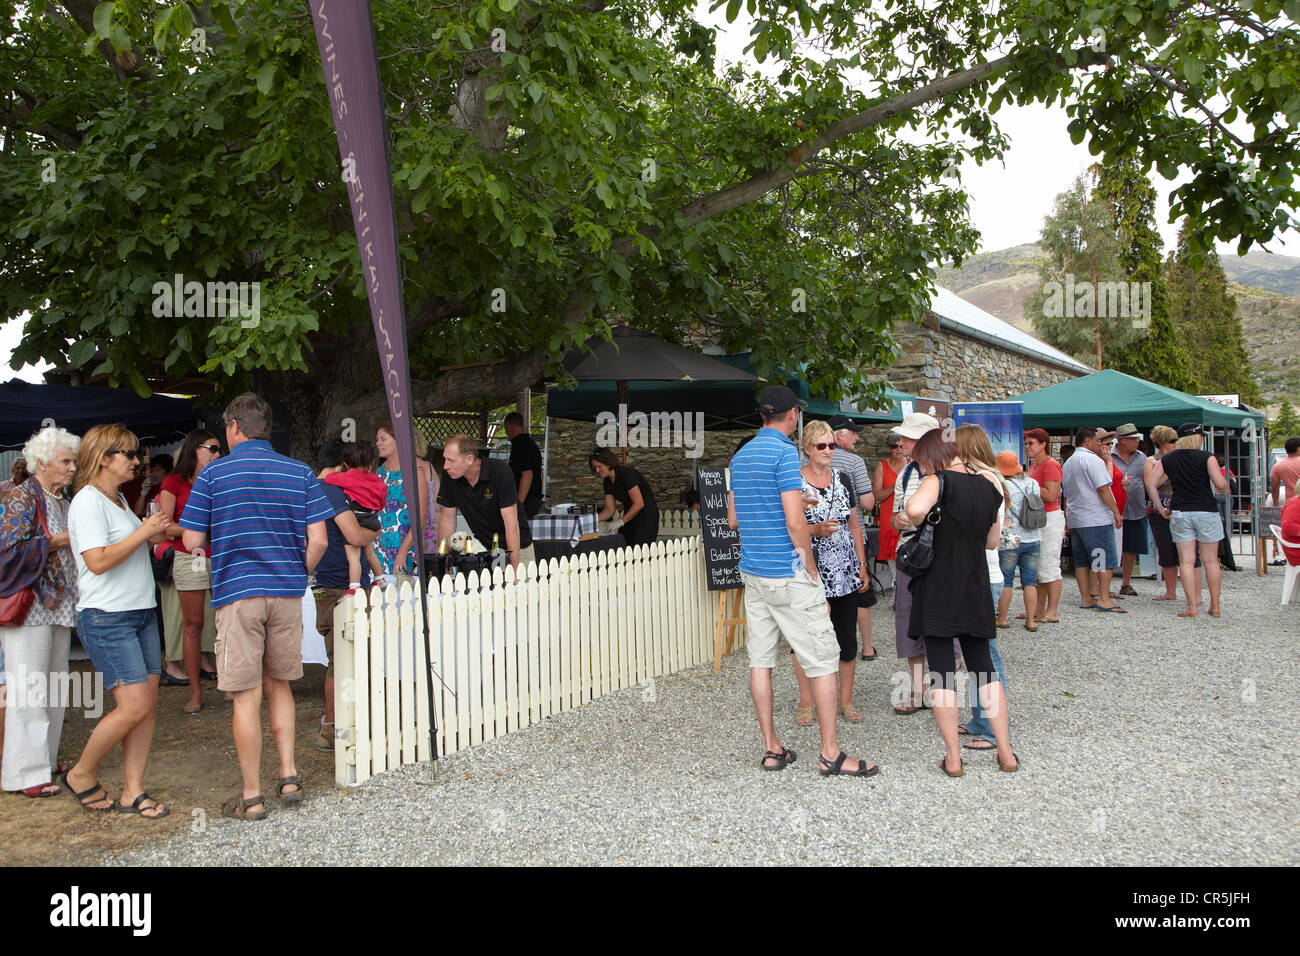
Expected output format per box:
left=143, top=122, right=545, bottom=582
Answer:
left=151, top=545, right=175, bottom=583
left=895, top=473, right=944, bottom=577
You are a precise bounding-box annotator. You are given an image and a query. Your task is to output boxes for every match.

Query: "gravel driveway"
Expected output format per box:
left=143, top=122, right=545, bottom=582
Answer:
left=108, top=567, right=1298, bottom=866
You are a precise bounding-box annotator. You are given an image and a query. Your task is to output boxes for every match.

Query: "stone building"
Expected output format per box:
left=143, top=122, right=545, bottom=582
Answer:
left=542, top=287, right=1092, bottom=508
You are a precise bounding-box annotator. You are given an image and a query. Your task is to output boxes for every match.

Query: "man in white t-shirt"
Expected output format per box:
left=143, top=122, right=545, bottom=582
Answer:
left=1061, top=425, right=1124, bottom=612
left=888, top=411, right=940, bottom=714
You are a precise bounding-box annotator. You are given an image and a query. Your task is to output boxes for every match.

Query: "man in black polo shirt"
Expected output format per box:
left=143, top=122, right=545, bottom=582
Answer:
left=437, top=433, right=535, bottom=570
left=504, top=411, right=543, bottom=517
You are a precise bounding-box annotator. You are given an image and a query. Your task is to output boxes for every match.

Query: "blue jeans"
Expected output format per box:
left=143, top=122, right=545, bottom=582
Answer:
left=75, top=607, right=161, bottom=691
left=967, top=587, right=1008, bottom=743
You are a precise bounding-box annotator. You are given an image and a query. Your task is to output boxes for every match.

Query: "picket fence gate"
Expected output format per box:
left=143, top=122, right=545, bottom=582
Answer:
left=332, top=536, right=734, bottom=787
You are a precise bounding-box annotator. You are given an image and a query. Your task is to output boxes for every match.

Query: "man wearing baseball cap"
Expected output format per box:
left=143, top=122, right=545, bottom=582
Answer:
left=1112, top=423, right=1149, bottom=596
left=730, top=386, right=879, bottom=777
left=826, top=414, right=876, bottom=661
left=888, top=411, right=941, bottom=714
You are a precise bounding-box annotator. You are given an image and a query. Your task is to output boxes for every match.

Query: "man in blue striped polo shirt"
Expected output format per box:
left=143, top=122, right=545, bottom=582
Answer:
left=181, top=393, right=332, bottom=820
left=731, top=386, right=879, bottom=778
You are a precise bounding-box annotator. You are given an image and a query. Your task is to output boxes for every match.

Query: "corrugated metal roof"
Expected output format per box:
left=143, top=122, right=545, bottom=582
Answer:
left=927, top=286, right=1094, bottom=375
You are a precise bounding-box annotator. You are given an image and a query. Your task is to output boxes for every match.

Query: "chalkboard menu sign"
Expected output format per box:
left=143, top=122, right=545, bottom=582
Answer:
left=697, top=466, right=741, bottom=591
left=1259, top=506, right=1282, bottom=539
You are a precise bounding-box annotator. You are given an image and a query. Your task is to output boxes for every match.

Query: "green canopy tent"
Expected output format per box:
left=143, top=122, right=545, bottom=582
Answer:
left=1007, top=369, right=1264, bottom=431
left=1009, top=369, right=1268, bottom=565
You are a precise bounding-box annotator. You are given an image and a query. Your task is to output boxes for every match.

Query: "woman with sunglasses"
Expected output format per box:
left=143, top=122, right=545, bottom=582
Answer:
left=789, top=420, right=871, bottom=726
left=157, top=430, right=222, bottom=713
left=63, top=424, right=171, bottom=818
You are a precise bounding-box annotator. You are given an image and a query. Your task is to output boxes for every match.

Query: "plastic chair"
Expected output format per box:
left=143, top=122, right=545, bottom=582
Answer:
left=1269, top=525, right=1300, bottom=606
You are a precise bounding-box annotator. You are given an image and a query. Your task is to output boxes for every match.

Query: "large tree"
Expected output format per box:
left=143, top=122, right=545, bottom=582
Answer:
left=1025, top=172, right=1138, bottom=368
left=3, top=0, right=1299, bottom=454
left=1095, top=156, right=1194, bottom=391
left=1167, top=224, right=1263, bottom=405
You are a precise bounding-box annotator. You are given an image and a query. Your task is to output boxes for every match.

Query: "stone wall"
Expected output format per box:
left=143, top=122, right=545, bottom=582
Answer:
left=542, top=320, right=1087, bottom=506
left=542, top=417, right=755, bottom=509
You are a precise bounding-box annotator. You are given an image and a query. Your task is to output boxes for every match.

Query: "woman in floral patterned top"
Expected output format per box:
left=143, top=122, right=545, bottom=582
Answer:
left=789, top=420, right=871, bottom=727
left=374, top=423, right=429, bottom=579
left=0, top=426, right=80, bottom=797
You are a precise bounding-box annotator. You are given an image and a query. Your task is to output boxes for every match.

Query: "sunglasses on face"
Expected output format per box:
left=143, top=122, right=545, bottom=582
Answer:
left=107, top=448, right=142, bottom=460
left=811, top=443, right=835, bottom=451
left=199, top=444, right=221, bottom=454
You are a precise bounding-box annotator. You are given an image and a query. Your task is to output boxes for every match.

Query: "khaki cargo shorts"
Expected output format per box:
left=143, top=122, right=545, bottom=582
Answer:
left=741, top=570, right=838, bottom=679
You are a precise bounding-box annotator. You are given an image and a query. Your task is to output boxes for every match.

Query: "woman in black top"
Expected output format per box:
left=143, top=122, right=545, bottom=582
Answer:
left=589, top=448, right=660, bottom=547
left=1144, top=423, right=1229, bottom=618
left=904, top=429, right=1018, bottom=777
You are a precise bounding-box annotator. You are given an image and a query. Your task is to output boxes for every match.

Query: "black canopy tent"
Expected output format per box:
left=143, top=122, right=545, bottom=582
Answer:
left=0, top=380, right=202, bottom=450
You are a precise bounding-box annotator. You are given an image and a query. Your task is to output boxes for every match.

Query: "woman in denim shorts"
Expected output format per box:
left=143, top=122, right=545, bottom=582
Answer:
left=995, top=452, right=1042, bottom=631
left=62, top=425, right=173, bottom=818
left=1145, top=424, right=1230, bottom=618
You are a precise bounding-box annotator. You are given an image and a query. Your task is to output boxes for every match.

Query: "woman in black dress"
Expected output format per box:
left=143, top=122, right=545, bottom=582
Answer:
left=904, top=429, right=1019, bottom=776
left=589, top=448, right=660, bottom=547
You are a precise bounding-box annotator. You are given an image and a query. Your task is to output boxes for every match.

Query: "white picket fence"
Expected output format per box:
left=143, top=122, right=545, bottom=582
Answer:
left=332, top=536, right=730, bottom=787
left=657, top=508, right=702, bottom=537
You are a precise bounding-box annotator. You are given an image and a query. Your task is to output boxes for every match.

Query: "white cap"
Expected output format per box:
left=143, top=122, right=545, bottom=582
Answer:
left=895, top=412, right=941, bottom=440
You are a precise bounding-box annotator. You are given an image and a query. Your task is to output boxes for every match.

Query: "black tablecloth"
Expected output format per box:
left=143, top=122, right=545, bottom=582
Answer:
left=534, top=533, right=625, bottom=563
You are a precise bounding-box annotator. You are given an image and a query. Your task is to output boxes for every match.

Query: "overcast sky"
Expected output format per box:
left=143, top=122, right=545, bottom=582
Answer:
left=699, top=3, right=1300, bottom=261
left=4, top=8, right=1296, bottom=384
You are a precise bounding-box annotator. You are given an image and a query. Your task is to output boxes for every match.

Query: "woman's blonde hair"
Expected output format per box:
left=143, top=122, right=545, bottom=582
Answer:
left=1150, top=425, right=1177, bottom=446
left=75, top=423, right=139, bottom=493
left=801, top=419, right=834, bottom=456
left=955, top=424, right=1010, bottom=508
left=1175, top=434, right=1202, bottom=450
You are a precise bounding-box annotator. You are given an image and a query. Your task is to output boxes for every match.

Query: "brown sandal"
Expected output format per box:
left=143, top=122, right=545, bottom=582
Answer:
left=277, top=775, right=303, bottom=807
left=222, top=794, right=267, bottom=821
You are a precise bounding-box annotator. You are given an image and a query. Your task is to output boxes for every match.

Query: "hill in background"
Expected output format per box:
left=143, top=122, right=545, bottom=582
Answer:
left=936, top=244, right=1300, bottom=404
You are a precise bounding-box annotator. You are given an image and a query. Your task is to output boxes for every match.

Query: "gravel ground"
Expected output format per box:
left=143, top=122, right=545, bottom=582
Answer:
left=106, top=566, right=1298, bottom=866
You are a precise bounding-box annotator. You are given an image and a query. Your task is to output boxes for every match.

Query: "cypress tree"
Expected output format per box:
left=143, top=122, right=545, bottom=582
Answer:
left=1167, top=224, right=1262, bottom=405
left=1094, top=158, right=1194, bottom=391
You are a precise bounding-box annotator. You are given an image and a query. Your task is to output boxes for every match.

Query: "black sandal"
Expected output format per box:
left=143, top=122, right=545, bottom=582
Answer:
left=56, top=770, right=112, bottom=813
left=278, top=775, right=303, bottom=806
left=222, top=794, right=267, bottom=821
left=114, top=792, right=170, bottom=820
left=818, top=752, right=879, bottom=777
left=760, top=747, right=796, bottom=771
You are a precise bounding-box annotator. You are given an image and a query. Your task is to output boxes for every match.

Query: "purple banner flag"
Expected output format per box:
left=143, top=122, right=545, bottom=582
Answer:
left=309, top=1, right=436, bottom=751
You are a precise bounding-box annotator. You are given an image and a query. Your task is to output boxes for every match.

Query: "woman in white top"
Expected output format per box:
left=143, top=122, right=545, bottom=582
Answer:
left=62, top=424, right=171, bottom=818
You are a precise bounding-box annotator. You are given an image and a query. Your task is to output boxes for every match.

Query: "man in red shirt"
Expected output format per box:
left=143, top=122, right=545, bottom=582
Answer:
left=1025, top=429, right=1064, bottom=623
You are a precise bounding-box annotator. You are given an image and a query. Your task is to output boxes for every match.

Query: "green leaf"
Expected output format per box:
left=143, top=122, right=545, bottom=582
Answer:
left=213, top=2, right=238, bottom=36
left=92, top=2, right=114, bottom=39
left=68, top=338, right=97, bottom=368
left=256, top=63, right=276, bottom=95
left=498, top=0, right=520, bottom=10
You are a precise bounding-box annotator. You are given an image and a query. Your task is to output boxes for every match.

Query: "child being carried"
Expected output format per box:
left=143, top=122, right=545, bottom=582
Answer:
left=323, top=442, right=387, bottom=590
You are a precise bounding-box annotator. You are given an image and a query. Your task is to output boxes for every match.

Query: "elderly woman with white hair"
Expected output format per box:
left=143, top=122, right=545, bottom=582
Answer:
left=0, top=426, right=81, bottom=797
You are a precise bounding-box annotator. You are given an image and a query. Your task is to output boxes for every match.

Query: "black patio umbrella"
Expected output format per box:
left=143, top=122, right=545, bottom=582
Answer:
left=562, top=324, right=759, bottom=462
